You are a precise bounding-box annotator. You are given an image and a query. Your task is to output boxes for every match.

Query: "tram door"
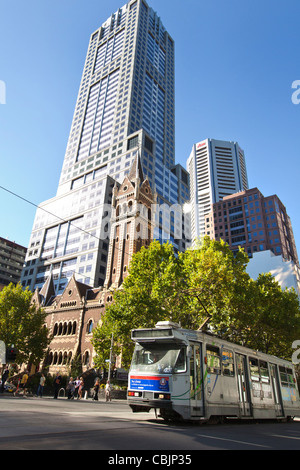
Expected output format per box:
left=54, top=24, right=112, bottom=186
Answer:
left=236, top=354, right=252, bottom=417
left=270, top=363, right=283, bottom=417
left=190, top=343, right=204, bottom=416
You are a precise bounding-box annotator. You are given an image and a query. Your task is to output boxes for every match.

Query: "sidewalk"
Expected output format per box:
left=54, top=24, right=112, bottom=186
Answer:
left=1, top=391, right=129, bottom=405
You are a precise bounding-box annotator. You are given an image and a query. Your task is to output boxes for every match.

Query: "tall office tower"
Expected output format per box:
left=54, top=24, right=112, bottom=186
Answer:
left=21, top=0, right=184, bottom=294
left=170, top=164, right=191, bottom=251
left=187, top=138, right=248, bottom=243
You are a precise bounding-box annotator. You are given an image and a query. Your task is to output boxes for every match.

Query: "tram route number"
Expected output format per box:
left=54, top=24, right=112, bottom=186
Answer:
left=107, top=454, right=192, bottom=467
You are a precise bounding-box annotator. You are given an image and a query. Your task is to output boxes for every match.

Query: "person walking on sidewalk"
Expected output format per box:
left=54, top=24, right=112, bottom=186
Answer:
left=105, top=380, right=112, bottom=402
left=53, top=372, right=61, bottom=399
left=93, top=378, right=100, bottom=401
left=37, top=373, right=46, bottom=397
left=78, top=377, right=84, bottom=399
left=67, top=377, right=75, bottom=400
left=1, top=366, right=9, bottom=393
left=20, top=371, right=28, bottom=397
left=73, top=377, right=80, bottom=399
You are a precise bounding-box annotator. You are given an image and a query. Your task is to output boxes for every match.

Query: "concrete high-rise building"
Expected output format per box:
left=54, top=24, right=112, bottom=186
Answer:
left=187, top=138, right=248, bottom=243
left=21, top=0, right=187, bottom=294
left=204, top=187, right=300, bottom=292
left=0, top=238, right=27, bottom=287
left=204, top=187, right=299, bottom=265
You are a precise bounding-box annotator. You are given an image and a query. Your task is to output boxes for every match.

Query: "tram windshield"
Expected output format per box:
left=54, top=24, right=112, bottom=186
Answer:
left=131, top=343, right=186, bottom=374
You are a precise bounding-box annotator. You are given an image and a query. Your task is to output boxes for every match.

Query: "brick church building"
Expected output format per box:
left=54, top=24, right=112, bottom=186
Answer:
left=32, top=155, right=156, bottom=374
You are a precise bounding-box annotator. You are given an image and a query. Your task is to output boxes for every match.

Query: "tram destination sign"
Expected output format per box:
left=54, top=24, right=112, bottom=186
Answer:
left=132, top=328, right=174, bottom=340
left=130, top=375, right=170, bottom=392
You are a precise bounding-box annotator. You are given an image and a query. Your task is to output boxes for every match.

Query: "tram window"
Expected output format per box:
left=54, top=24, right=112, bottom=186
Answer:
left=222, top=350, right=234, bottom=377
left=279, top=366, right=288, bottom=386
left=249, top=358, right=270, bottom=383
left=131, top=343, right=186, bottom=374
left=206, top=345, right=221, bottom=374
left=249, top=358, right=260, bottom=381
left=280, top=366, right=295, bottom=388
left=287, top=369, right=296, bottom=388
left=260, top=361, right=270, bottom=383
left=280, top=366, right=290, bottom=387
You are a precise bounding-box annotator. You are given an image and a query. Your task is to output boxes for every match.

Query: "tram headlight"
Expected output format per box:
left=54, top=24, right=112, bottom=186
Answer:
left=155, top=393, right=171, bottom=400
left=128, top=391, right=142, bottom=397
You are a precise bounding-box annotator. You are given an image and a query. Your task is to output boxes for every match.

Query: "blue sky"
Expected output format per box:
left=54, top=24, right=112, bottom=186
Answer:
left=0, top=0, right=299, bottom=254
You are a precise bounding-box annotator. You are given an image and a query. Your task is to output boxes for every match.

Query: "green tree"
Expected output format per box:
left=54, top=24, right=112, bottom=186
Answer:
left=69, top=353, right=83, bottom=378
left=92, top=237, right=300, bottom=367
left=181, top=239, right=300, bottom=360
left=241, top=273, right=300, bottom=359
left=179, top=237, right=250, bottom=330
left=0, top=283, right=51, bottom=365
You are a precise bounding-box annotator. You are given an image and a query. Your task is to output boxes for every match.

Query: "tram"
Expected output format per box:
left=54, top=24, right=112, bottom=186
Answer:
left=127, top=321, right=300, bottom=422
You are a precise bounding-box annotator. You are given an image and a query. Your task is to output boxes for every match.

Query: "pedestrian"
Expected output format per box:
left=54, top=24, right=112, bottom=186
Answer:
left=105, top=380, right=112, bottom=402
left=36, top=373, right=46, bottom=397
left=78, top=377, right=84, bottom=399
left=66, top=377, right=75, bottom=400
left=53, top=372, right=61, bottom=399
left=1, top=366, right=9, bottom=393
left=73, top=377, right=80, bottom=399
left=20, top=371, right=28, bottom=397
left=93, top=377, right=100, bottom=401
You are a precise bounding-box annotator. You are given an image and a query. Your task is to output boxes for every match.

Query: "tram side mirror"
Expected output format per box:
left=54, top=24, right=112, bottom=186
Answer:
left=187, top=346, right=193, bottom=358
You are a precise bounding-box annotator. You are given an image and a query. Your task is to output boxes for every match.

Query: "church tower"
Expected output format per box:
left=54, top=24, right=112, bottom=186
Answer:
left=104, top=154, right=156, bottom=289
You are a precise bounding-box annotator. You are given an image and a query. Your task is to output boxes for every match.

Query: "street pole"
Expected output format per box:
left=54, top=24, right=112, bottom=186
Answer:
left=0, top=341, right=5, bottom=366
left=108, top=332, right=114, bottom=381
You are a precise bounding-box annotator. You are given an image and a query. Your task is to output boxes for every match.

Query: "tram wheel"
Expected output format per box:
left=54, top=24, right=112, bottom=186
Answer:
left=207, top=415, right=224, bottom=425
left=159, top=409, right=182, bottom=423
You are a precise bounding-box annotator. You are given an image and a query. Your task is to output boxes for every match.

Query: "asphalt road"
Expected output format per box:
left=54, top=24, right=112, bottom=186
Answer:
left=1, top=395, right=300, bottom=453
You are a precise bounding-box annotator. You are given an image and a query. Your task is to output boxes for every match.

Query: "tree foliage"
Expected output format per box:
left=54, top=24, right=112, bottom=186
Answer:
left=92, top=238, right=300, bottom=368
left=243, top=273, right=300, bottom=358
left=0, top=283, right=52, bottom=365
left=179, top=237, right=250, bottom=330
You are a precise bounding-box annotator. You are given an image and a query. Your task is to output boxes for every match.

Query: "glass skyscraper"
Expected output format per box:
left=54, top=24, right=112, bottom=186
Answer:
left=21, top=0, right=188, bottom=294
